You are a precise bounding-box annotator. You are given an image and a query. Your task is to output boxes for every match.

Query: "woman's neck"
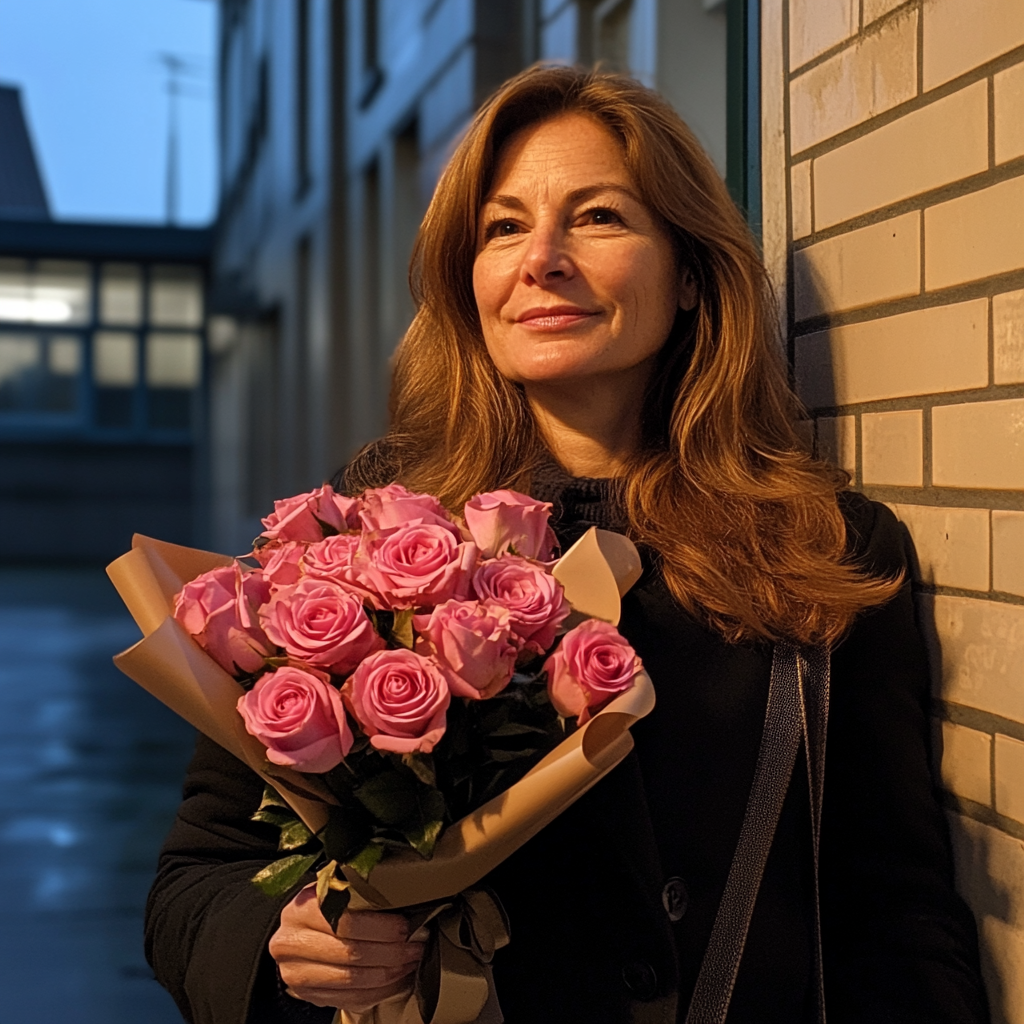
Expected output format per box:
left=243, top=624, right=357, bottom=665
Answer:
left=524, top=366, right=648, bottom=478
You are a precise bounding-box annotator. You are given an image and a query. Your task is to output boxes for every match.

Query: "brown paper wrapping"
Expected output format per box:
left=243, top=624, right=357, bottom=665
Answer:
left=107, top=528, right=655, bottom=1024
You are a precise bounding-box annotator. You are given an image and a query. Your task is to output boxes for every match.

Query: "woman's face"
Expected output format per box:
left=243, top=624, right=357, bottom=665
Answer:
left=472, top=112, right=696, bottom=388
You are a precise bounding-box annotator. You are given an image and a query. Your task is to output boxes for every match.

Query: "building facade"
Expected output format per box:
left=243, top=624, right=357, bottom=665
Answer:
left=760, top=0, right=1024, bottom=1016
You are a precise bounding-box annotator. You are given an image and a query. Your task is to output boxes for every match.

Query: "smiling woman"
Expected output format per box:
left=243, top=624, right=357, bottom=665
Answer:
left=145, top=66, right=990, bottom=1024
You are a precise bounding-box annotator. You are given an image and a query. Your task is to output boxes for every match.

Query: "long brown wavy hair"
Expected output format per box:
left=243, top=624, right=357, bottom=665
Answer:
left=346, top=65, right=900, bottom=646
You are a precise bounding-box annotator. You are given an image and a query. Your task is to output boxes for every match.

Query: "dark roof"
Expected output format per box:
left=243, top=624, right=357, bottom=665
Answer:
left=0, top=219, right=212, bottom=262
left=0, top=85, right=50, bottom=220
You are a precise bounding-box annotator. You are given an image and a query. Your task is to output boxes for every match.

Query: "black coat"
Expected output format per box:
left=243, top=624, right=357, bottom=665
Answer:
left=145, top=480, right=990, bottom=1024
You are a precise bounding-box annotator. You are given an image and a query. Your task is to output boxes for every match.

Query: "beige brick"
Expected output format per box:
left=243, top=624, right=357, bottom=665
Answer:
left=863, top=0, right=906, bottom=26
left=995, top=733, right=1024, bottom=824
left=791, top=161, right=812, bottom=240
left=789, top=0, right=858, bottom=70
left=947, top=814, right=1024, bottom=1023
left=995, top=289, right=1024, bottom=385
left=793, top=211, right=920, bottom=320
left=815, top=414, right=857, bottom=473
left=891, top=503, right=989, bottom=590
left=795, top=299, right=988, bottom=408
left=814, top=82, right=988, bottom=229
left=861, top=409, right=923, bottom=485
left=932, top=399, right=1024, bottom=490
left=924, top=0, right=1024, bottom=92
left=939, top=720, right=992, bottom=805
left=995, top=61, right=1024, bottom=165
left=926, top=176, right=1024, bottom=291
left=790, top=8, right=918, bottom=153
left=924, top=594, right=1024, bottom=722
left=993, top=510, right=1024, bottom=597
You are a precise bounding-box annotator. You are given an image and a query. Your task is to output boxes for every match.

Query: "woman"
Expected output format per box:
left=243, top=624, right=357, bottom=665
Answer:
left=146, top=67, right=990, bottom=1024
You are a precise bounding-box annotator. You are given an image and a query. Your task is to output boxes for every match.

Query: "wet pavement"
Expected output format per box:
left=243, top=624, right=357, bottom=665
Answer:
left=0, top=566, right=195, bottom=1023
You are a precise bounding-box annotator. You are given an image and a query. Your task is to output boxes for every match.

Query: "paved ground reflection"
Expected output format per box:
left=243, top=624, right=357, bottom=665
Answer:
left=0, top=567, right=193, bottom=1022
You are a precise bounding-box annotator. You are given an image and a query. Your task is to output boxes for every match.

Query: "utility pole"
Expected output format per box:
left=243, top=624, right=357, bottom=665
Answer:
left=160, top=53, right=187, bottom=225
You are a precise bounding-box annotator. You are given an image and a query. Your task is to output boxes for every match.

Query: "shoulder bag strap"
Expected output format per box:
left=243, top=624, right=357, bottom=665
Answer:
left=684, top=642, right=830, bottom=1024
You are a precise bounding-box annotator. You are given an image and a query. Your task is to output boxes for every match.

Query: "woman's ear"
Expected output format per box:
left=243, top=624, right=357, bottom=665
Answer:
left=678, top=266, right=698, bottom=312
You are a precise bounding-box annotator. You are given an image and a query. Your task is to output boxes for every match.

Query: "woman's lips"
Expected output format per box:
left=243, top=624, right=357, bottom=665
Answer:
left=514, top=307, right=599, bottom=331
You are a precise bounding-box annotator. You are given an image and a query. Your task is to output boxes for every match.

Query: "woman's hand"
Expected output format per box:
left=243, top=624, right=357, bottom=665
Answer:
left=269, top=883, right=426, bottom=1011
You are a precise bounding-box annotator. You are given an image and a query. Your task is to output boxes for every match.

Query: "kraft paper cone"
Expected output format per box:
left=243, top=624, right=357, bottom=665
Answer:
left=552, top=527, right=642, bottom=625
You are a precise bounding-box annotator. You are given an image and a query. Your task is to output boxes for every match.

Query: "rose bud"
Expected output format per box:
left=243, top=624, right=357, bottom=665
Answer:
left=471, top=556, right=570, bottom=655
left=413, top=599, right=517, bottom=700
left=359, top=483, right=460, bottom=538
left=255, top=540, right=306, bottom=586
left=344, top=648, right=450, bottom=754
left=174, top=563, right=273, bottom=676
left=463, top=489, right=558, bottom=561
left=261, top=578, right=385, bottom=677
left=543, top=619, right=640, bottom=724
left=237, top=665, right=352, bottom=773
left=260, top=484, right=361, bottom=544
left=360, top=522, right=477, bottom=610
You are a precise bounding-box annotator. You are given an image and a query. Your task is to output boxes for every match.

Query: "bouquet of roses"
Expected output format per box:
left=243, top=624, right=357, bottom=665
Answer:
left=107, top=482, right=654, bottom=1024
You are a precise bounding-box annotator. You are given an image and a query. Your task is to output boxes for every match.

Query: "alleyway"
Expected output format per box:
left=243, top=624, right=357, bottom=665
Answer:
left=0, top=567, right=193, bottom=1023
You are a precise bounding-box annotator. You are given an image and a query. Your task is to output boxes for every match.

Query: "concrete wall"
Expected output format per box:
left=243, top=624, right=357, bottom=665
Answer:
left=762, top=1, right=1024, bottom=1018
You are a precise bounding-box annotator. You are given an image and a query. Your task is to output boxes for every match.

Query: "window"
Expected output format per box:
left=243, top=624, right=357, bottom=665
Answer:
left=0, top=259, right=91, bottom=325
left=0, top=257, right=205, bottom=436
left=150, top=265, right=204, bottom=327
left=0, top=332, right=82, bottom=415
left=594, top=0, right=632, bottom=74
left=295, top=0, right=312, bottom=195
left=100, top=263, right=143, bottom=326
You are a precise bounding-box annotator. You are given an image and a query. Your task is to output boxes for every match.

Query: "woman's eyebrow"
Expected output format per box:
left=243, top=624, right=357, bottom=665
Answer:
left=481, top=183, right=641, bottom=211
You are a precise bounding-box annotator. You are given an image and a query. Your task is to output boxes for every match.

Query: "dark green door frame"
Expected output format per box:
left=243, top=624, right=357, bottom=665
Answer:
left=726, top=0, right=761, bottom=239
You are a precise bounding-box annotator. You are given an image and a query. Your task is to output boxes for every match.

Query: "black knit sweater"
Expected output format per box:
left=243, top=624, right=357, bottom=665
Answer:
left=145, top=471, right=989, bottom=1024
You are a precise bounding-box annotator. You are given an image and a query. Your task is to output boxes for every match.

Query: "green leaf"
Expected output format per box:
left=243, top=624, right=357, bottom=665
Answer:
left=401, top=752, right=437, bottom=787
left=315, top=860, right=352, bottom=931
left=255, top=784, right=290, bottom=813
left=346, top=841, right=384, bottom=880
left=487, top=722, right=548, bottom=738
left=353, top=770, right=424, bottom=827
left=391, top=609, right=414, bottom=649
left=278, top=818, right=314, bottom=851
left=251, top=854, right=318, bottom=896
left=402, top=817, right=444, bottom=859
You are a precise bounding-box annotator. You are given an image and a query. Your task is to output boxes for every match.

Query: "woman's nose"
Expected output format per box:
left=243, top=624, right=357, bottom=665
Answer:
left=519, top=224, right=575, bottom=285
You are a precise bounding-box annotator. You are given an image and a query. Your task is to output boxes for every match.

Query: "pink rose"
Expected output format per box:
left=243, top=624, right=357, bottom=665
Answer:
left=471, top=556, right=570, bottom=655
left=344, top=648, right=450, bottom=753
left=463, top=490, right=558, bottom=561
left=261, top=578, right=385, bottom=676
left=174, top=564, right=273, bottom=676
left=359, top=483, right=459, bottom=538
left=256, top=541, right=306, bottom=586
left=260, top=485, right=361, bottom=543
left=361, top=522, right=477, bottom=609
left=413, top=599, right=517, bottom=700
left=302, top=534, right=361, bottom=580
left=543, top=619, right=639, bottom=724
left=237, top=665, right=352, bottom=773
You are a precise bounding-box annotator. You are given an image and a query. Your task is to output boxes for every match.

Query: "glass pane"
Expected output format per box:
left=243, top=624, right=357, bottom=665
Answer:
left=34, top=260, right=91, bottom=325
left=146, top=332, right=201, bottom=387
left=0, top=259, right=31, bottom=322
left=100, top=263, right=142, bottom=326
left=93, top=331, right=138, bottom=386
left=95, top=389, right=134, bottom=429
left=149, top=265, right=203, bottom=327
left=0, top=333, right=81, bottom=414
left=148, top=390, right=192, bottom=431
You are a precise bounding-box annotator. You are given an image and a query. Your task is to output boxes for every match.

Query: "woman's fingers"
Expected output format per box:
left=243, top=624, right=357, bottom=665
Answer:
left=285, top=975, right=416, bottom=1013
left=280, top=956, right=418, bottom=993
left=270, top=926, right=425, bottom=967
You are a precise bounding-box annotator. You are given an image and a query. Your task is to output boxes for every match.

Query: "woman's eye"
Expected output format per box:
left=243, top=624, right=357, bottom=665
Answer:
left=486, top=220, right=521, bottom=239
left=583, top=207, right=621, bottom=226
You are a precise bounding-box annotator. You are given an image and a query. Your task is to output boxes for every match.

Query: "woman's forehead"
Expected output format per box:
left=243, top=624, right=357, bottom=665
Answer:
left=483, top=113, right=633, bottom=205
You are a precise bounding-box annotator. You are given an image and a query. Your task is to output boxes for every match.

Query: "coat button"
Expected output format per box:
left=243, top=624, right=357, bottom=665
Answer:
left=661, top=876, right=689, bottom=923
left=622, top=960, right=658, bottom=1001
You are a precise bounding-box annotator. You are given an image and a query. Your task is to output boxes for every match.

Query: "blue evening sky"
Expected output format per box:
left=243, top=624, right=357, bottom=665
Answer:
left=0, top=0, right=217, bottom=225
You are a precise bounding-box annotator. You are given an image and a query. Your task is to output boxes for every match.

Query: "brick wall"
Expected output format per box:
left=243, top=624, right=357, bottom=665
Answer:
left=764, top=0, right=1024, bottom=1019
